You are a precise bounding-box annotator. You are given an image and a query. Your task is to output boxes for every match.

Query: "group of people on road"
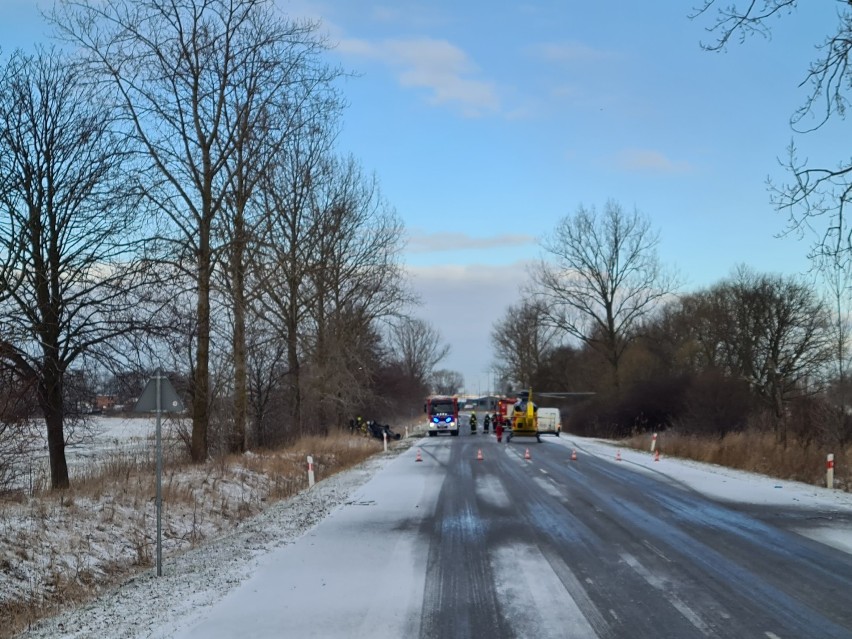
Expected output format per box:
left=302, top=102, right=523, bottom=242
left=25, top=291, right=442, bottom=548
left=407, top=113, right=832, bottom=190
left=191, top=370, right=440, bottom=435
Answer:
left=468, top=412, right=506, bottom=440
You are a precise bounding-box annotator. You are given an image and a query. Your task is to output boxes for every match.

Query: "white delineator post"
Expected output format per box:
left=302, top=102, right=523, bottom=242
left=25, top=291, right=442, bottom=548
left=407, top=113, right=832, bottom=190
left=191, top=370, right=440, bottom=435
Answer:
left=383, top=431, right=388, bottom=452
left=650, top=433, right=658, bottom=452
left=307, top=455, right=315, bottom=488
left=827, top=453, right=835, bottom=489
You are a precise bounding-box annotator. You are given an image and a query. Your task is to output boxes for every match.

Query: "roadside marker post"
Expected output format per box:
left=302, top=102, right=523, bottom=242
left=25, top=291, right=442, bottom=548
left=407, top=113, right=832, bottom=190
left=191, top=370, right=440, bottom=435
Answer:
left=383, top=431, right=388, bottom=452
left=651, top=433, right=658, bottom=452
left=827, top=453, right=835, bottom=489
left=307, top=455, right=315, bottom=488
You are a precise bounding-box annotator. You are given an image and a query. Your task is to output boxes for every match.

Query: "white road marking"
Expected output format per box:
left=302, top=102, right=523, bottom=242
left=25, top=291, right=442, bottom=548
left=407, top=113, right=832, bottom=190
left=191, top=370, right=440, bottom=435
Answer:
left=533, top=476, right=562, bottom=499
left=492, top=545, right=598, bottom=639
left=642, top=539, right=673, bottom=563
left=621, top=552, right=712, bottom=636
left=765, top=632, right=783, bottom=639
left=539, top=468, right=549, bottom=475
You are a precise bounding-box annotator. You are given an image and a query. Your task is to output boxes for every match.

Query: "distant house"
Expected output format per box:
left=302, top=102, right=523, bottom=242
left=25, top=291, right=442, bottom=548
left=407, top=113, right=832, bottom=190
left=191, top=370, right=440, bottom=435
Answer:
left=95, top=395, right=117, bottom=412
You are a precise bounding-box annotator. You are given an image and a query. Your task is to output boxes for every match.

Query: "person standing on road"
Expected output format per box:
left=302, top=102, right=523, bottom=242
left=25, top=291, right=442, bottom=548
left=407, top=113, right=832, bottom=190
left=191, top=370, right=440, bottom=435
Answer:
left=469, top=412, right=477, bottom=434
left=495, top=419, right=503, bottom=442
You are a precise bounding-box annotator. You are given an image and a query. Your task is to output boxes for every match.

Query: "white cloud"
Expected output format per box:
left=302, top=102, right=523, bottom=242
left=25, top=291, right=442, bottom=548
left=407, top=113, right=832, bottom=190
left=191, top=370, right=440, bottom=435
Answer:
left=407, top=231, right=537, bottom=254
left=406, top=262, right=534, bottom=389
left=337, top=36, right=499, bottom=116
left=612, top=148, right=693, bottom=173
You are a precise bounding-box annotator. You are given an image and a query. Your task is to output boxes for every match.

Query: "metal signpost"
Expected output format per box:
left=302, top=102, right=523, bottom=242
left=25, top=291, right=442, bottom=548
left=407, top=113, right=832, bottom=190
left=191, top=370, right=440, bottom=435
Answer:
left=134, top=368, right=184, bottom=577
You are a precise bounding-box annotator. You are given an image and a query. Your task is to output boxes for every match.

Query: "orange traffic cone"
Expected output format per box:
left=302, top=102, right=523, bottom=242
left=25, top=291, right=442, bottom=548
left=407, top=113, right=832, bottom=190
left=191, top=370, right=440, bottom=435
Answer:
left=570, top=449, right=578, bottom=461
left=524, top=448, right=531, bottom=460
left=477, top=448, right=484, bottom=461
left=616, top=450, right=622, bottom=462
left=654, top=449, right=660, bottom=462
left=415, top=448, right=423, bottom=462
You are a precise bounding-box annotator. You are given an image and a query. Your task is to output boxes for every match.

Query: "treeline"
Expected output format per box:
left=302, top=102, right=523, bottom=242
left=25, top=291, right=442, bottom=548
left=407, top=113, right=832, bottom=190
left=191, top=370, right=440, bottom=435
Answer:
left=492, top=200, right=852, bottom=449
left=0, top=0, right=448, bottom=490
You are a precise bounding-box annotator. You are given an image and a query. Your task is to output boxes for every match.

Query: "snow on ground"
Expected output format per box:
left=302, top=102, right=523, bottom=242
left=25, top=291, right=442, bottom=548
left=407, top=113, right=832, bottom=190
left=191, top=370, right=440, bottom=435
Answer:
left=11, top=431, right=852, bottom=639
left=14, top=449, right=402, bottom=639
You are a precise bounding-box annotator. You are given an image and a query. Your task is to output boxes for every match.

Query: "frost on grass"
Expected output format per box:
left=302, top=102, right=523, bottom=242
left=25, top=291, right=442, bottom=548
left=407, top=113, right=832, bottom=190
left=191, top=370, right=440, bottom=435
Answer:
left=0, top=416, right=410, bottom=639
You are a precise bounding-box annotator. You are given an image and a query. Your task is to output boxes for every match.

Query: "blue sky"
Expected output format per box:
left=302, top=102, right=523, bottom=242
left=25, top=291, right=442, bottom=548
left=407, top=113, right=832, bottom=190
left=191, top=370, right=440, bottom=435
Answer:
left=0, top=0, right=841, bottom=393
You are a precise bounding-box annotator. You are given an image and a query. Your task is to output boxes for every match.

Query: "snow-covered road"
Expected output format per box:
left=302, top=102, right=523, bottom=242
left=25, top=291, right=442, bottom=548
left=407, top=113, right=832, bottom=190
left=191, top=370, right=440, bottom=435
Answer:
left=16, top=434, right=852, bottom=639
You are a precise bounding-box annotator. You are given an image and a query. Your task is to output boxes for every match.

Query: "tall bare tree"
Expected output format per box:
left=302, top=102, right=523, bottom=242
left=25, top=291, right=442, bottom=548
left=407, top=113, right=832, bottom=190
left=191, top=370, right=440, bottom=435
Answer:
left=490, top=299, right=558, bottom=388
left=658, top=266, right=835, bottom=440
left=430, top=369, right=463, bottom=395
left=533, top=200, right=678, bottom=390
left=217, top=69, right=339, bottom=452
left=387, top=317, right=449, bottom=388
left=253, top=103, right=337, bottom=437
left=53, top=0, right=330, bottom=461
left=0, top=49, right=145, bottom=488
left=300, top=156, right=409, bottom=430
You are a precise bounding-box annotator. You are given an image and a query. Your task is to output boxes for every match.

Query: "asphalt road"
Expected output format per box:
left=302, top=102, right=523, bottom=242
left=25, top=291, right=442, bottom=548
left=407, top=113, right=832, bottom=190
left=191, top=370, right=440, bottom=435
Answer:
left=178, top=424, right=852, bottom=639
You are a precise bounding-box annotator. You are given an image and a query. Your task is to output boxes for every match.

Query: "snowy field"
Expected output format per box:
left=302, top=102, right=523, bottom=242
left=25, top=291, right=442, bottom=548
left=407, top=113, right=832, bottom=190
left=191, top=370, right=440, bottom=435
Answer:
left=11, top=432, right=852, bottom=639
left=7, top=416, right=182, bottom=492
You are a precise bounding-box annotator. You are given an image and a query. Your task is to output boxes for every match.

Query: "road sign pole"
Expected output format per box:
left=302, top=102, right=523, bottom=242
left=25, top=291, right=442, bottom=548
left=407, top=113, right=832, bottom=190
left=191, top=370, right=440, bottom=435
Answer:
left=156, top=369, right=163, bottom=577
left=134, top=368, right=184, bottom=578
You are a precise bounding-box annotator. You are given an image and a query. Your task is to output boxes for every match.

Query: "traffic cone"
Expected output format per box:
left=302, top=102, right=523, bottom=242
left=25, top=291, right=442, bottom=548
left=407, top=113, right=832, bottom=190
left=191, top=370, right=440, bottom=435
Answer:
left=477, top=448, right=484, bottom=461
left=524, top=448, right=531, bottom=460
left=415, top=448, right=423, bottom=462
left=571, top=449, right=577, bottom=461
left=615, top=450, right=622, bottom=462
left=654, top=449, right=660, bottom=462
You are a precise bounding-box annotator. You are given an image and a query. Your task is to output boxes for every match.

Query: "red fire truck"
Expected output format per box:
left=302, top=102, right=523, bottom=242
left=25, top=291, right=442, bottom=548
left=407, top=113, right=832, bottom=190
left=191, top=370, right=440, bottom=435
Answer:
left=494, top=397, right=518, bottom=431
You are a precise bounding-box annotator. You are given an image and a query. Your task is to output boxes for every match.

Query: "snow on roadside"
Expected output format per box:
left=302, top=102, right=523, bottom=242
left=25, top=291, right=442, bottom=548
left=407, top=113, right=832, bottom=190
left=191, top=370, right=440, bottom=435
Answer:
left=14, top=450, right=402, bottom=639
left=553, top=435, right=852, bottom=512
left=12, top=430, right=852, bottom=639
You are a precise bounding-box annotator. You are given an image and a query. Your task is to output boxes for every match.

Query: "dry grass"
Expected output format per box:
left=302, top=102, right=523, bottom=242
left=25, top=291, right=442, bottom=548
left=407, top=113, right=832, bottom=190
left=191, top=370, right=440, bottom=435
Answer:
left=623, top=430, right=852, bottom=491
left=0, top=431, right=398, bottom=639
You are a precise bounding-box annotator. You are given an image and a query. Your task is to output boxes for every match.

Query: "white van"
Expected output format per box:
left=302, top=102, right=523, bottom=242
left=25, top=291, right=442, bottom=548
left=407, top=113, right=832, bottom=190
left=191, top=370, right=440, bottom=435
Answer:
left=537, top=407, right=561, bottom=436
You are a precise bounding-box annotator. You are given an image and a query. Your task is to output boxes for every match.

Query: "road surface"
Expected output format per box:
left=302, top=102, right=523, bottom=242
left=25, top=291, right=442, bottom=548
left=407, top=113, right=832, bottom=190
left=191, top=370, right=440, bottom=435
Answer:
left=174, top=427, right=852, bottom=638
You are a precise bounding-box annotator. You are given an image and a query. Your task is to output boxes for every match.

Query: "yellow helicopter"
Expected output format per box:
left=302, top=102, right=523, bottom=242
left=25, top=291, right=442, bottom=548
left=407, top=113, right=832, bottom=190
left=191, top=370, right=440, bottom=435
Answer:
left=506, top=389, right=541, bottom=443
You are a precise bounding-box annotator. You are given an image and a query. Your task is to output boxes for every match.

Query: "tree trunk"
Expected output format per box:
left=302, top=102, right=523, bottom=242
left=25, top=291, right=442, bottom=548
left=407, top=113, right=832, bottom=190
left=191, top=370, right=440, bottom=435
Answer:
left=230, top=215, right=247, bottom=453
left=40, top=366, right=69, bottom=489
left=191, top=220, right=212, bottom=463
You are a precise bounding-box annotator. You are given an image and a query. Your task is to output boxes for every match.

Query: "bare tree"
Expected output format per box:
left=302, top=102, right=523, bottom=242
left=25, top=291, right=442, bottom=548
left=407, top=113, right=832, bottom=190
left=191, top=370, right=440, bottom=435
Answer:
left=387, top=317, right=450, bottom=388
left=430, top=369, right=463, bottom=396
left=692, top=2, right=852, bottom=269
left=0, top=49, right=146, bottom=488
left=532, top=200, right=678, bottom=390
left=660, top=266, right=835, bottom=440
left=490, top=299, right=558, bottom=388
left=301, top=155, right=411, bottom=429
left=253, top=104, right=337, bottom=437
left=53, top=0, right=331, bottom=462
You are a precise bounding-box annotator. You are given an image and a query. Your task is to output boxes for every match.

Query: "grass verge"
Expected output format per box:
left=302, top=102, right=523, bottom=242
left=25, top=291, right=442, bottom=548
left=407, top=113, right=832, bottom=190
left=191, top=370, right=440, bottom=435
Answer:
left=622, top=430, right=851, bottom=491
left=0, top=431, right=408, bottom=639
